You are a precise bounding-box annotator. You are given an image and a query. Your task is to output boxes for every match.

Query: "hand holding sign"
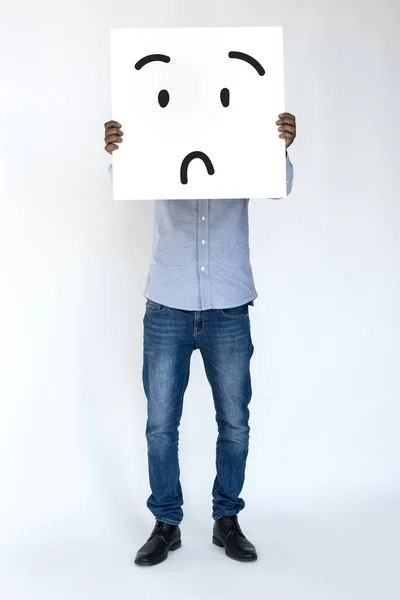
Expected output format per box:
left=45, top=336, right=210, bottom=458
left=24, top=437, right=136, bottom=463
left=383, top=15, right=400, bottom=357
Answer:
left=104, top=121, right=124, bottom=154
left=276, top=113, right=296, bottom=148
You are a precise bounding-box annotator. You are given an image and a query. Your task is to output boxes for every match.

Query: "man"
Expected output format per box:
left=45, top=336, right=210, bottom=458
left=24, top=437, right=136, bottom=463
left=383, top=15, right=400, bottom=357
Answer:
left=104, top=112, right=296, bottom=566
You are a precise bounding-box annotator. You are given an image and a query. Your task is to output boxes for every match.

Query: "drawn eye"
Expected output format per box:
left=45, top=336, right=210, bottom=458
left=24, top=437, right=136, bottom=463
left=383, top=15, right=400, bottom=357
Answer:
left=220, top=88, right=230, bottom=107
left=158, top=89, right=170, bottom=107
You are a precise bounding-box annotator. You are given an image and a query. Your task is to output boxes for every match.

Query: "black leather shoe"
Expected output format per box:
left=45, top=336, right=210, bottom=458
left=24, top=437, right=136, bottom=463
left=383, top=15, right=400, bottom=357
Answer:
left=134, top=521, right=182, bottom=566
left=213, top=516, right=257, bottom=562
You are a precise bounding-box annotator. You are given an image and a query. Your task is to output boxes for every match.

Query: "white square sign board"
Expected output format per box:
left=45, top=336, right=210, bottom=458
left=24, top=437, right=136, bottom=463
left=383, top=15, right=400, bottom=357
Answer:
left=111, top=26, right=286, bottom=200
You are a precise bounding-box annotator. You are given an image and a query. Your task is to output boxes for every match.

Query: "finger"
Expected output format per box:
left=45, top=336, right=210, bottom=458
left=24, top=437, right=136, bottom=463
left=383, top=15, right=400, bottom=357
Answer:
left=276, top=117, right=296, bottom=126
left=105, top=135, right=123, bottom=144
left=279, top=133, right=294, bottom=148
left=105, top=128, right=124, bottom=137
left=278, top=125, right=296, bottom=135
left=105, top=143, right=119, bottom=154
left=279, top=132, right=294, bottom=142
left=105, top=120, right=121, bottom=130
left=278, top=112, right=295, bottom=120
left=105, top=136, right=123, bottom=145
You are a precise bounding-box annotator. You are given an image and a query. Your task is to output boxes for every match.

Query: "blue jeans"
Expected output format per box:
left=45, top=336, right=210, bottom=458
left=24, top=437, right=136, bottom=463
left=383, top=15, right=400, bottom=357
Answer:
left=143, top=300, right=254, bottom=525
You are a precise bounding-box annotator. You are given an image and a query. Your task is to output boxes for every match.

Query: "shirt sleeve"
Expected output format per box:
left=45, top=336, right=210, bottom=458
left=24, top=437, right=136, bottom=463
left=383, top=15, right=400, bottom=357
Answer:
left=268, top=153, right=294, bottom=200
left=286, top=153, right=294, bottom=196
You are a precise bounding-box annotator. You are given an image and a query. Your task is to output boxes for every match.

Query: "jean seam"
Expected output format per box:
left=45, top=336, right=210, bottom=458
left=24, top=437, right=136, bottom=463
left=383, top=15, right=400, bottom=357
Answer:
left=194, top=311, right=206, bottom=336
left=218, top=311, right=249, bottom=320
left=172, top=356, right=191, bottom=503
left=146, top=307, right=169, bottom=314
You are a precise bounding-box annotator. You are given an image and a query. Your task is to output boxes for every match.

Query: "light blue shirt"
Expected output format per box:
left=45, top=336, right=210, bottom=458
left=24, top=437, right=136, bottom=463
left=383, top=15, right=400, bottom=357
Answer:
left=110, top=156, right=294, bottom=311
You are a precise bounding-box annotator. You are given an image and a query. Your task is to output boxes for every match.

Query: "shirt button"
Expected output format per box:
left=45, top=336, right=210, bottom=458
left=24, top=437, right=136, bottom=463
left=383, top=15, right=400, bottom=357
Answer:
left=201, top=240, right=206, bottom=245
left=202, top=216, right=206, bottom=221
left=201, top=266, right=205, bottom=271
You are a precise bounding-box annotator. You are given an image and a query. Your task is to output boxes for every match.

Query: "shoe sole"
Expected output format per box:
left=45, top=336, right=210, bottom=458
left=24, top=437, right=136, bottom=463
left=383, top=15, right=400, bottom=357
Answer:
left=212, top=536, right=257, bottom=562
left=134, top=540, right=182, bottom=567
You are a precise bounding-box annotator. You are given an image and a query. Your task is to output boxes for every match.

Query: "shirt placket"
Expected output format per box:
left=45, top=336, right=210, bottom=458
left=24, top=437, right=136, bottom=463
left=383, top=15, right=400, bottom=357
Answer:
left=198, top=199, right=212, bottom=310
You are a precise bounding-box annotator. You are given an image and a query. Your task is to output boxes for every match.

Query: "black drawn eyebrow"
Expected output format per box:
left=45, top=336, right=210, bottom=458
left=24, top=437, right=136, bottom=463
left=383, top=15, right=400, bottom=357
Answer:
left=228, top=51, right=265, bottom=76
left=134, top=54, right=171, bottom=70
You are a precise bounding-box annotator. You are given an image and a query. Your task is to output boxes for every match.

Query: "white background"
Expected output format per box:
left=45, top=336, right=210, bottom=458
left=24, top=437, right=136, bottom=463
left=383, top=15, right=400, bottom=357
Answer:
left=0, top=1, right=399, bottom=599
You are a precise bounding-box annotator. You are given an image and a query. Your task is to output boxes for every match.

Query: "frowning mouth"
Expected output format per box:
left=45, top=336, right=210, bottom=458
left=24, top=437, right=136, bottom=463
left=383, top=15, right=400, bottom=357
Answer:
left=180, top=151, right=215, bottom=185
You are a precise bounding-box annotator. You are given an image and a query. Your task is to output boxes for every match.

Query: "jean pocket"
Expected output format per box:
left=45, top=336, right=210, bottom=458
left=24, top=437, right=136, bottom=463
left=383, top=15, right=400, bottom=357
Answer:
left=219, top=304, right=249, bottom=319
left=145, top=300, right=168, bottom=313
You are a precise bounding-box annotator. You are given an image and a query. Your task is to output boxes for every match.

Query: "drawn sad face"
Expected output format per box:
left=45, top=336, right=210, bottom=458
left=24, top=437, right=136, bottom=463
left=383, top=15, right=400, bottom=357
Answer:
left=134, top=51, right=266, bottom=186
